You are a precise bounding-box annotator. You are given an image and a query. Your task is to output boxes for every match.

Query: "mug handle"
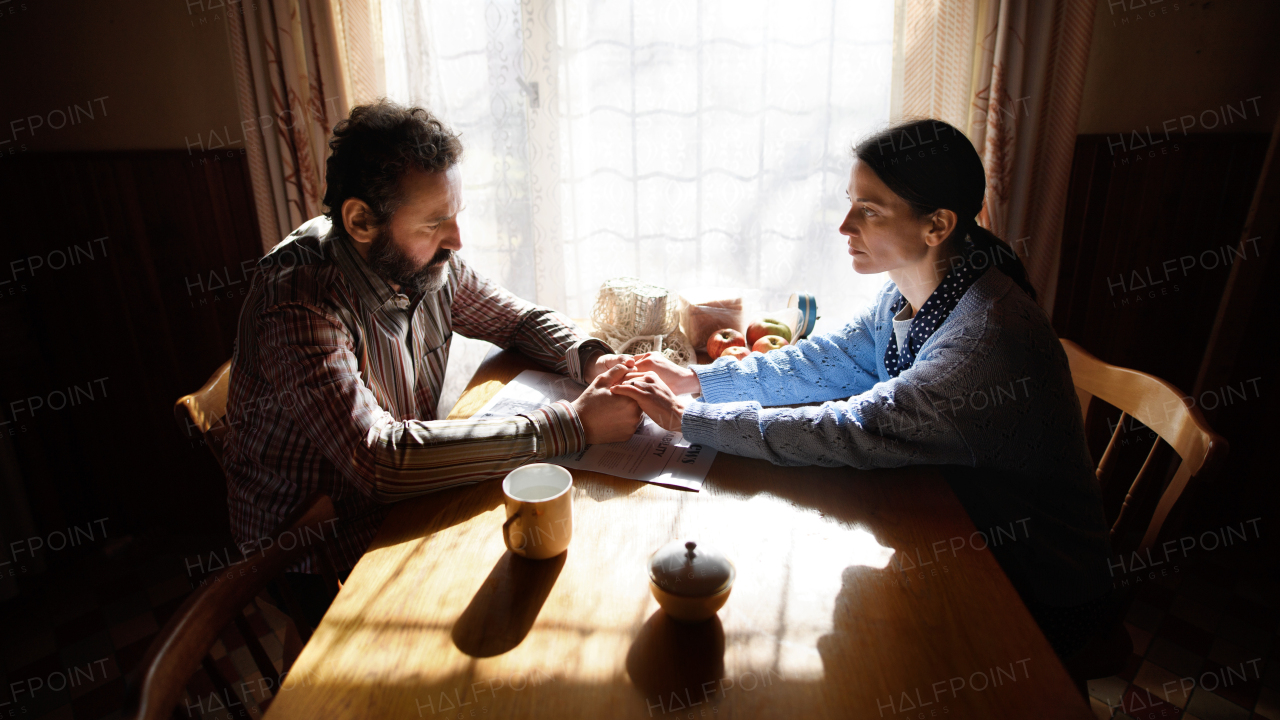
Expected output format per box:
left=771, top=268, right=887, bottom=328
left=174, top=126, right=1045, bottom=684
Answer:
left=503, top=511, right=525, bottom=553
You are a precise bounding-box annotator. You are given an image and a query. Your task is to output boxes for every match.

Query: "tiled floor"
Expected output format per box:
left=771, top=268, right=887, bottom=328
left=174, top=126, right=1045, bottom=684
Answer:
left=0, top=532, right=294, bottom=720
left=4, top=527, right=1276, bottom=719
left=1088, top=547, right=1280, bottom=720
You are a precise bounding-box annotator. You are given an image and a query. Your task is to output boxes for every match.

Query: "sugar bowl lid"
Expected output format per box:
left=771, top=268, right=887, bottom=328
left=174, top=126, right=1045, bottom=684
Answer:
left=649, top=540, right=735, bottom=597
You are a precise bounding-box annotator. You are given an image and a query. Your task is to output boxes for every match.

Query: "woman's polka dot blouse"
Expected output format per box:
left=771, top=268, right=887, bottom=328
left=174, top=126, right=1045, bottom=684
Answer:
left=884, top=235, right=989, bottom=377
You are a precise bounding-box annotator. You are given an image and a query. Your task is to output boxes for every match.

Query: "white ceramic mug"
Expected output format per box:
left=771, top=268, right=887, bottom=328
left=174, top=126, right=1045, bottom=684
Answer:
left=502, top=463, right=574, bottom=559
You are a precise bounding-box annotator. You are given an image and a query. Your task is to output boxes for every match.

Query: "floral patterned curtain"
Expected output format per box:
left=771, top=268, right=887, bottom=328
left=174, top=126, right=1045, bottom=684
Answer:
left=224, top=0, right=385, bottom=250
left=897, top=0, right=1095, bottom=313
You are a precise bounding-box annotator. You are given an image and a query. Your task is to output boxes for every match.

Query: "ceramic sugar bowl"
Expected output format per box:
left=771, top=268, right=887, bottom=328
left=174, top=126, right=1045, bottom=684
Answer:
left=648, top=540, right=735, bottom=622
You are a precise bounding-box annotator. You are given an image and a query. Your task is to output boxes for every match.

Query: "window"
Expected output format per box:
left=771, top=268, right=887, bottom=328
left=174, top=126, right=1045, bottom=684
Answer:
left=383, top=0, right=893, bottom=324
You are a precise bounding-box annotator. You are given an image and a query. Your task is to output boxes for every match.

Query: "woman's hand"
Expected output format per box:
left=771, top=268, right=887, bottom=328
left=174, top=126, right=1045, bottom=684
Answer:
left=584, top=353, right=635, bottom=384
left=610, top=371, right=687, bottom=432
left=631, top=352, right=701, bottom=395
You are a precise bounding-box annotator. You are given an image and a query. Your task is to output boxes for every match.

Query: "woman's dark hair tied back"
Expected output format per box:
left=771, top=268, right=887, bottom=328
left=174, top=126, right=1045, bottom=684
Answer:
left=868, top=120, right=964, bottom=158
left=854, top=118, right=1037, bottom=302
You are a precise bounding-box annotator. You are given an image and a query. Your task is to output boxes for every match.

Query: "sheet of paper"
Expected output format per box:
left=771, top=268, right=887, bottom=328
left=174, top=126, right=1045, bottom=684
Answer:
left=471, top=370, right=716, bottom=491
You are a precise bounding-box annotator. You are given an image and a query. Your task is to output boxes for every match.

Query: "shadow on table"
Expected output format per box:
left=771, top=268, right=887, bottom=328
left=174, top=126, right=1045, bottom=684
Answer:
left=369, top=479, right=507, bottom=553
left=704, top=454, right=948, bottom=540
left=276, top=556, right=1075, bottom=718
left=574, top=473, right=649, bottom=504
left=452, top=549, right=567, bottom=657
left=625, top=610, right=726, bottom=703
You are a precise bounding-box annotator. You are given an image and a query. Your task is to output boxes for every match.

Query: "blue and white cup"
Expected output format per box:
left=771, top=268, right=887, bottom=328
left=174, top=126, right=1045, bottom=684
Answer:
left=788, top=292, right=818, bottom=339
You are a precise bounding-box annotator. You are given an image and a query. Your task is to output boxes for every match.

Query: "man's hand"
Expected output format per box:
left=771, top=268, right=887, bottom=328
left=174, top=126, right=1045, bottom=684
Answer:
left=584, top=353, right=635, bottom=384
left=631, top=352, right=701, bottom=395
left=571, top=364, right=643, bottom=444
left=610, top=371, right=687, bottom=432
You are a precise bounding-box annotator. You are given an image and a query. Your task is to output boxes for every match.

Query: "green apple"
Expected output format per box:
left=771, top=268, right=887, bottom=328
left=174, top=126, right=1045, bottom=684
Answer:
left=746, top=318, right=792, bottom=346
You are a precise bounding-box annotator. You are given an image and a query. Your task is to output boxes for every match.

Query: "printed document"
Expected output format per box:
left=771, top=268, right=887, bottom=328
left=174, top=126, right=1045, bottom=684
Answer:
left=471, top=370, right=716, bottom=491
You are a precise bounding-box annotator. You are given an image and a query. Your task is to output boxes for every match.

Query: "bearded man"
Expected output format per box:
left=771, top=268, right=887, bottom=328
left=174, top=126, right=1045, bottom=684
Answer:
left=221, top=101, right=639, bottom=614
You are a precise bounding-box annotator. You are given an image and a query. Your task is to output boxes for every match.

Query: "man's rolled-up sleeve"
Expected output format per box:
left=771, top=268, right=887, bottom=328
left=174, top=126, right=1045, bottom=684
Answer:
left=257, top=302, right=586, bottom=502
left=449, top=256, right=610, bottom=383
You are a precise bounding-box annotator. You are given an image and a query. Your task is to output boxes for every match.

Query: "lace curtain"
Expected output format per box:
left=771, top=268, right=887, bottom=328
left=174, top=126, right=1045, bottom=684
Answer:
left=382, top=0, right=544, bottom=302
left=382, top=0, right=893, bottom=320
left=557, top=0, right=893, bottom=322
left=381, top=0, right=894, bottom=412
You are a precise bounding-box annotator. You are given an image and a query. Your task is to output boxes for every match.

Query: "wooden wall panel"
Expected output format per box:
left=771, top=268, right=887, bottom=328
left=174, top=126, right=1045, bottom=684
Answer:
left=1054, top=132, right=1276, bottom=545
left=0, top=149, right=263, bottom=543
left=1053, top=133, right=1270, bottom=391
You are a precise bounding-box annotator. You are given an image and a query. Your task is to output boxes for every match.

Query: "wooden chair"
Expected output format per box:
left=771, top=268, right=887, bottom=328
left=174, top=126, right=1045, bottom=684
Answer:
left=1058, top=339, right=1228, bottom=691
left=123, top=494, right=340, bottom=720
left=175, top=359, right=233, bottom=466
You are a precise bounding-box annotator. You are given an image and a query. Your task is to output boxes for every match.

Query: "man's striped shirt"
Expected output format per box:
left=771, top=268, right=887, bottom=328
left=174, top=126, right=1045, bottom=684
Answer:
left=222, top=216, right=606, bottom=573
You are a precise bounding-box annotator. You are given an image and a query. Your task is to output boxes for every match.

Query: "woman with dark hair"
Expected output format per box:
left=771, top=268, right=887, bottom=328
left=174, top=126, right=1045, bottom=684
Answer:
left=613, top=119, right=1113, bottom=662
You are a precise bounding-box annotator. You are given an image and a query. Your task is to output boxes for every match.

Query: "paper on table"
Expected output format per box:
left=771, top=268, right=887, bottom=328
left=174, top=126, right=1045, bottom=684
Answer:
left=471, top=370, right=716, bottom=491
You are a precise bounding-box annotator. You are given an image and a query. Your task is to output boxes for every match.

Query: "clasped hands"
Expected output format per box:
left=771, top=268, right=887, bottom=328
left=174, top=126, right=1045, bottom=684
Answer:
left=572, top=352, right=703, bottom=444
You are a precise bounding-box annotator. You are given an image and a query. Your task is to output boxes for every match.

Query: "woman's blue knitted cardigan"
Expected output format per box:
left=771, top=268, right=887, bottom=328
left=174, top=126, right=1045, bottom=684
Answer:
left=682, top=270, right=1113, bottom=606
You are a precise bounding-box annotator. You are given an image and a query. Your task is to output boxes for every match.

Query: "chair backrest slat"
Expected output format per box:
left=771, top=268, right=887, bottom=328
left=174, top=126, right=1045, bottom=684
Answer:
left=1060, top=339, right=1227, bottom=556
left=231, top=611, right=282, bottom=694
left=126, top=494, right=337, bottom=720
left=1140, top=461, right=1198, bottom=550
left=198, top=655, right=240, bottom=718
left=1111, top=439, right=1177, bottom=554
left=1093, top=411, right=1129, bottom=491
left=1062, top=341, right=1218, bottom=476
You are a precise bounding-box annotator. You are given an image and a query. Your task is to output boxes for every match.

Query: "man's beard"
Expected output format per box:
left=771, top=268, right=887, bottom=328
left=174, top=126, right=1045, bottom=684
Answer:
left=366, top=226, right=451, bottom=295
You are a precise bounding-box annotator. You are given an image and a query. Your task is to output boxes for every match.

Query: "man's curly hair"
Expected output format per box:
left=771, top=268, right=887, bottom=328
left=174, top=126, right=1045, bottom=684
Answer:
left=322, top=100, right=463, bottom=237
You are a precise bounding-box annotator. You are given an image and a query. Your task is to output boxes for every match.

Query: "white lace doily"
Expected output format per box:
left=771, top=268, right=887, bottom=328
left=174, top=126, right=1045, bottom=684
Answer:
left=589, top=277, right=695, bottom=367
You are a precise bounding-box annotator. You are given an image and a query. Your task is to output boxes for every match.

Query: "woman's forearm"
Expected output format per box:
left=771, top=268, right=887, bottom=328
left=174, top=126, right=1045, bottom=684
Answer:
left=680, top=366, right=703, bottom=395
left=694, top=334, right=879, bottom=406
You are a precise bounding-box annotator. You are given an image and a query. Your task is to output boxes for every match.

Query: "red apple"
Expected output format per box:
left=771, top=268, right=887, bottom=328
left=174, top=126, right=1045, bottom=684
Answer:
left=746, top=317, right=792, bottom=346
left=752, top=335, right=788, bottom=353
left=706, top=328, right=746, bottom=358
left=719, top=345, right=751, bottom=361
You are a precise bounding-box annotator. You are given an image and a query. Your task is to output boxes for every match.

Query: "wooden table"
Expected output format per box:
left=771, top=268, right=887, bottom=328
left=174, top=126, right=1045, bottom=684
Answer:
left=264, top=351, right=1092, bottom=720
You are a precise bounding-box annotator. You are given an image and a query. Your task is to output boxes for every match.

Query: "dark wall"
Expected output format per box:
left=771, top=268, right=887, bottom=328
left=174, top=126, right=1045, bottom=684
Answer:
left=1053, top=131, right=1277, bottom=550
left=1054, top=132, right=1270, bottom=390
left=0, top=149, right=262, bottom=542
left=1207, top=241, right=1280, bottom=546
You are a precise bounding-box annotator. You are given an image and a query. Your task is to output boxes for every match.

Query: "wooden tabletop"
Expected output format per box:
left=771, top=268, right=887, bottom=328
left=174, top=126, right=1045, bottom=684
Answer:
left=264, top=351, right=1091, bottom=720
